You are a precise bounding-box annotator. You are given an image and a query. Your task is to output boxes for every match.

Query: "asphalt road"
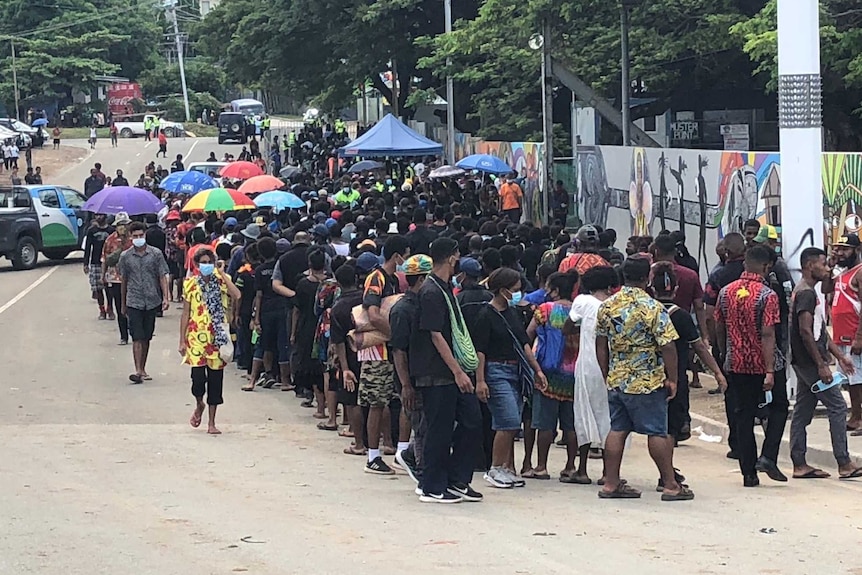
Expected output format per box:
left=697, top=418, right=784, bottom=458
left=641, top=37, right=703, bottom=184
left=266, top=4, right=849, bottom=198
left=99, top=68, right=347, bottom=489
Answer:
left=1, top=139, right=861, bottom=574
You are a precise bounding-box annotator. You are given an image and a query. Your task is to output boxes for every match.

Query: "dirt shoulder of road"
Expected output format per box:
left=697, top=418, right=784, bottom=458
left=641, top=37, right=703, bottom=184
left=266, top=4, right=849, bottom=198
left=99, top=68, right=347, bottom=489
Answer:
left=5, top=145, right=90, bottom=183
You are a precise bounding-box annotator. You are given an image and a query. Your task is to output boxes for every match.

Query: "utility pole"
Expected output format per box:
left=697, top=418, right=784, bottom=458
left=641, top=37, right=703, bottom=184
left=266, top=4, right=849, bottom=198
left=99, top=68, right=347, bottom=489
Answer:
left=620, top=1, right=632, bottom=146
left=541, top=19, right=553, bottom=225
left=164, top=0, right=191, bottom=122
left=777, top=0, right=822, bottom=275
left=444, top=0, right=456, bottom=165
left=11, top=39, right=20, bottom=120
left=391, top=57, right=399, bottom=118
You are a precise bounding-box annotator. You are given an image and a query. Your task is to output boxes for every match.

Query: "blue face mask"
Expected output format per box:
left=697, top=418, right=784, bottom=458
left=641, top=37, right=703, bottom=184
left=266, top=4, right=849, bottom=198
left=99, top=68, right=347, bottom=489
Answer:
left=132, top=237, right=146, bottom=248
left=451, top=275, right=461, bottom=289
left=508, top=290, right=522, bottom=307
left=385, top=179, right=392, bottom=186
left=199, top=263, right=215, bottom=276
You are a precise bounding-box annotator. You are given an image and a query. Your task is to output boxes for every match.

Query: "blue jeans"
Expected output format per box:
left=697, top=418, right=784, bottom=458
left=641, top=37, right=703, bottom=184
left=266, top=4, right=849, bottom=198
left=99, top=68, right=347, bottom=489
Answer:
left=485, top=362, right=523, bottom=431
left=608, top=388, right=669, bottom=436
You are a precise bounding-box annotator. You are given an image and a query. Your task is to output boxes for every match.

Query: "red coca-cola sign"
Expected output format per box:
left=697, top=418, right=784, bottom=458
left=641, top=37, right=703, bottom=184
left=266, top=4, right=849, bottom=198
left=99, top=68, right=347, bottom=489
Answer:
left=107, top=82, right=143, bottom=116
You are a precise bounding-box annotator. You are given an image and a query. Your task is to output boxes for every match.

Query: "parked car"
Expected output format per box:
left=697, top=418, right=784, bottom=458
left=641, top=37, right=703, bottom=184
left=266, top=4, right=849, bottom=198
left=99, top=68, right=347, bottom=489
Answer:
left=114, top=114, right=184, bottom=138
left=0, top=119, right=33, bottom=147
left=187, top=162, right=227, bottom=185
left=217, top=112, right=249, bottom=144
left=0, top=185, right=91, bottom=270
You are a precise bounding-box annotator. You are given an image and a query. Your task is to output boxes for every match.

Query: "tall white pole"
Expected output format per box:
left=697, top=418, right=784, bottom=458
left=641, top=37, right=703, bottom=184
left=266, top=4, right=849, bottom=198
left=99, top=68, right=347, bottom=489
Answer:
left=166, top=1, right=191, bottom=122
left=777, top=0, right=822, bottom=270
left=444, top=0, right=455, bottom=165
left=541, top=20, right=553, bottom=225
left=11, top=40, right=20, bottom=121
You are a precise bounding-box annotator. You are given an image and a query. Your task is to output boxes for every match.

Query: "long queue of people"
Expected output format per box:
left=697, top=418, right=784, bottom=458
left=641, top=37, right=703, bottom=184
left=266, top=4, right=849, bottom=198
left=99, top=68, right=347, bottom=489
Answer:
left=80, top=153, right=862, bottom=504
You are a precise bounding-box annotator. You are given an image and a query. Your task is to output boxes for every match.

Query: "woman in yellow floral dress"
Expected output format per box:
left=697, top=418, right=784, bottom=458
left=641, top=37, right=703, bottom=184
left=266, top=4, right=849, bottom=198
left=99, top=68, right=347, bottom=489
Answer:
left=178, top=248, right=240, bottom=434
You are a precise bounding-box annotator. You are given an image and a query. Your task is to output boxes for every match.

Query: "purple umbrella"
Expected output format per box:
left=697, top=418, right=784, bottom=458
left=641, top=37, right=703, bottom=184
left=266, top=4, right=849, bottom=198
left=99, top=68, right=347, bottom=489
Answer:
left=82, top=186, right=164, bottom=215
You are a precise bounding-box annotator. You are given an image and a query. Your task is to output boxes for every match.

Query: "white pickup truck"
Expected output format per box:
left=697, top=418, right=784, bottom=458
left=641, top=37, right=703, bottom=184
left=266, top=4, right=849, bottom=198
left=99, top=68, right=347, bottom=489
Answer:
left=114, top=114, right=184, bottom=138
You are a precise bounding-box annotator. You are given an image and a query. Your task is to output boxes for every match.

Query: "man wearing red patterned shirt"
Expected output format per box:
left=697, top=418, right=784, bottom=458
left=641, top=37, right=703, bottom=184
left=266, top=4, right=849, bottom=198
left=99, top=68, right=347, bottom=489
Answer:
left=715, top=246, right=780, bottom=487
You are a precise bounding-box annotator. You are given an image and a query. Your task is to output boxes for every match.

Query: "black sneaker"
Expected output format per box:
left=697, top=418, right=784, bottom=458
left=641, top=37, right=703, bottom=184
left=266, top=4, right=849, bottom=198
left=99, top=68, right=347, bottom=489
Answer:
left=419, top=491, right=462, bottom=504
left=395, top=449, right=419, bottom=484
left=364, top=456, right=395, bottom=475
left=448, top=482, right=483, bottom=502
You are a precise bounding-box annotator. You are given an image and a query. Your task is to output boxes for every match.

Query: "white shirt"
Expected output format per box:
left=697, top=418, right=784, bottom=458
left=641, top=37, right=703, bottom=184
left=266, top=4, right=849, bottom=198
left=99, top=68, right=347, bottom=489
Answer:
left=9, top=145, right=19, bottom=158
left=89, top=128, right=97, bottom=138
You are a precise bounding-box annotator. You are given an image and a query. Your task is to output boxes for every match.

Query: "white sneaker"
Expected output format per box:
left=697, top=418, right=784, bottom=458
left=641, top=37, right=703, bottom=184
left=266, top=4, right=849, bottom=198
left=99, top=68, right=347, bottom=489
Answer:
left=483, top=467, right=515, bottom=489
left=502, top=468, right=526, bottom=487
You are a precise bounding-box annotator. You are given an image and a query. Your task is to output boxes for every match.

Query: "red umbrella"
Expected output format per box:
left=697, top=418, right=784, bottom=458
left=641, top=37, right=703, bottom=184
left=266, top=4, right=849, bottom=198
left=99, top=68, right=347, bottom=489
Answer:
left=219, top=161, right=264, bottom=180
left=238, top=174, right=285, bottom=195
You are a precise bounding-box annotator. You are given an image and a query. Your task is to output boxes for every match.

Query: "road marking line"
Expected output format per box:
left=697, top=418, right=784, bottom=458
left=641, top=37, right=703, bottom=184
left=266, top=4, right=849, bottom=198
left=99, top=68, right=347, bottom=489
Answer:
left=187, top=139, right=199, bottom=160
left=0, top=266, right=58, bottom=315
left=136, top=153, right=141, bottom=157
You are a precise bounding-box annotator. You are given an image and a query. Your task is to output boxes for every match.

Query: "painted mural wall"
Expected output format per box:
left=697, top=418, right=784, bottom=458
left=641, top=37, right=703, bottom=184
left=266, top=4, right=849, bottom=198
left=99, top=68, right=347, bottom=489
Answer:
left=450, top=132, right=546, bottom=224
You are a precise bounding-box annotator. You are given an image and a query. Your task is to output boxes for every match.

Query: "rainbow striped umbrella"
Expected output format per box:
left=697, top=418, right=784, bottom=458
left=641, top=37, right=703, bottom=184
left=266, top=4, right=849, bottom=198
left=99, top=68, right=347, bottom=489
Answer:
left=181, top=187, right=256, bottom=212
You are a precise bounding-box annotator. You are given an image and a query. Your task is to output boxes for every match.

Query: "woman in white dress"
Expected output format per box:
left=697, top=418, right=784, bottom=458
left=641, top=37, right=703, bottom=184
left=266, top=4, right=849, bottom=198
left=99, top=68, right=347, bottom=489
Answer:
left=569, top=266, right=619, bottom=470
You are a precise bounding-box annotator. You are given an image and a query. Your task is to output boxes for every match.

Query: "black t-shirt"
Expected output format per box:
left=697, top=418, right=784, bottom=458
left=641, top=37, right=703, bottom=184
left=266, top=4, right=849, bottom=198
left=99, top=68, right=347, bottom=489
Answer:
left=411, top=274, right=457, bottom=380
left=145, top=226, right=166, bottom=255
left=85, top=225, right=112, bottom=265
left=473, top=304, right=530, bottom=362
left=235, top=266, right=257, bottom=319
left=390, top=291, right=419, bottom=352
left=790, top=284, right=828, bottom=367
left=255, top=259, right=286, bottom=314
left=456, top=284, right=493, bottom=338
left=663, top=302, right=700, bottom=383
left=276, top=245, right=309, bottom=292
left=330, top=288, right=364, bottom=376
left=520, top=242, right=546, bottom=285
left=406, top=226, right=438, bottom=256
left=704, top=257, right=744, bottom=306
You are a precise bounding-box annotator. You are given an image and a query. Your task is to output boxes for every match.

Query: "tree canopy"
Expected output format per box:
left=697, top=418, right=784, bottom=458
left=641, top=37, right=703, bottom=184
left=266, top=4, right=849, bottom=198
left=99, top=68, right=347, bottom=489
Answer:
left=0, top=0, right=160, bottom=111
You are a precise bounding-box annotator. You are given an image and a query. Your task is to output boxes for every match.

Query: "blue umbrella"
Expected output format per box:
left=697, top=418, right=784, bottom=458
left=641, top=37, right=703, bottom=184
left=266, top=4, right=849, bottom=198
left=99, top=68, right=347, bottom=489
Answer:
left=31, top=118, right=48, bottom=127
left=158, top=170, right=218, bottom=195
left=254, top=191, right=305, bottom=212
left=348, top=160, right=384, bottom=173
left=456, top=154, right=512, bottom=175
left=82, top=186, right=164, bottom=215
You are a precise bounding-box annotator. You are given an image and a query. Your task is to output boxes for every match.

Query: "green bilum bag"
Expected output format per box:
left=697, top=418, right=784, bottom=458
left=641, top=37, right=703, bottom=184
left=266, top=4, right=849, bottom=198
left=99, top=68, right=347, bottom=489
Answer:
left=431, top=277, right=478, bottom=373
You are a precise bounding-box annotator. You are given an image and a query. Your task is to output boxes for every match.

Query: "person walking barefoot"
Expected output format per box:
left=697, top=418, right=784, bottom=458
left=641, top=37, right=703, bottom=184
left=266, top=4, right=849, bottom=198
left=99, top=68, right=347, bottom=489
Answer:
left=179, top=248, right=240, bottom=434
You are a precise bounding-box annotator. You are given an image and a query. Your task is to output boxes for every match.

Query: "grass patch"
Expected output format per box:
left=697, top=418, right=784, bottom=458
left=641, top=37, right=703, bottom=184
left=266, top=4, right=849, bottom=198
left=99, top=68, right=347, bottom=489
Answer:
left=185, top=123, right=219, bottom=138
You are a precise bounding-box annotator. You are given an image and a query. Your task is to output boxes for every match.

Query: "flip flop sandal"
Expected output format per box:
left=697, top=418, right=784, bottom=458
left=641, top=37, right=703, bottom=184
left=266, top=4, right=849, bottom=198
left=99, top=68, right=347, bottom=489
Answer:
left=850, top=429, right=862, bottom=437
left=280, top=385, right=296, bottom=392
left=301, top=400, right=315, bottom=408
left=382, top=447, right=397, bottom=456
left=598, top=483, right=641, bottom=499
left=793, top=469, right=831, bottom=479
left=661, top=486, right=695, bottom=501
left=520, top=469, right=537, bottom=478
left=312, top=413, right=328, bottom=419
left=317, top=422, right=338, bottom=431
left=142, top=375, right=152, bottom=381
left=559, top=474, right=592, bottom=484
left=338, top=429, right=355, bottom=438
left=528, top=471, right=551, bottom=480
left=839, top=467, right=862, bottom=480
left=129, top=374, right=143, bottom=384
left=343, top=446, right=367, bottom=456
left=241, top=384, right=255, bottom=392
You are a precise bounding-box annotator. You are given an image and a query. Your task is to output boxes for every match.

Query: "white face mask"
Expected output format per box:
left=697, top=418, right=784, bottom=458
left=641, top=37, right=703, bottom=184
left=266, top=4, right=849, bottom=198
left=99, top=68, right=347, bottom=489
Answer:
left=132, top=238, right=147, bottom=248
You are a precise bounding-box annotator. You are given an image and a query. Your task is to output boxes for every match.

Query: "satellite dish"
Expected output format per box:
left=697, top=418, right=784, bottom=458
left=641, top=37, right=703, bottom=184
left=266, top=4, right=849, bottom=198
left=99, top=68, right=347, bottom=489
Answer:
left=528, top=33, right=544, bottom=51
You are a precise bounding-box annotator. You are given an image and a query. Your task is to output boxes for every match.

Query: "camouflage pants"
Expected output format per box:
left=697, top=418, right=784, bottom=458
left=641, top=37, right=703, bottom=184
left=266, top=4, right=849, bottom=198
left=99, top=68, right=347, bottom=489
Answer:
left=358, top=360, right=396, bottom=408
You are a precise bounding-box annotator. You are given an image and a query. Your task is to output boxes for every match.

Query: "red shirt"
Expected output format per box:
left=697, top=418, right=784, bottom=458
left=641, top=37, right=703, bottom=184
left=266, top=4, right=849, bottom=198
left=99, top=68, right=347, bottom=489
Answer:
left=832, top=263, right=862, bottom=344
left=715, top=271, right=780, bottom=374
left=158, top=132, right=167, bottom=145
left=671, top=261, right=703, bottom=313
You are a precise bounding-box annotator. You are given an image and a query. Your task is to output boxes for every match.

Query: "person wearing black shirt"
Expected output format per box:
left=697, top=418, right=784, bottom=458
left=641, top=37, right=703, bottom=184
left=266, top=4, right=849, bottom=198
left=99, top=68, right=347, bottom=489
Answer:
left=291, top=249, right=329, bottom=411
left=84, top=169, right=104, bottom=198
left=331, top=263, right=367, bottom=455
left=113, top=169, right=129, bottom=187
left=251, top=238, right=294, bottom=390
left=412, top=238, right=483, bottom=503
left=170, top=154, right=185, bottom=173
left=83, top=214, right=113, bottom=319
left=406, top=208, right=437, bottom=256
left=520, top=228, right=547, bottom=287
left=235, top=245, right=261, bottom=381
left=473, top=267, right=547, bottom=489
left=788, top=247, right=862, bottom=479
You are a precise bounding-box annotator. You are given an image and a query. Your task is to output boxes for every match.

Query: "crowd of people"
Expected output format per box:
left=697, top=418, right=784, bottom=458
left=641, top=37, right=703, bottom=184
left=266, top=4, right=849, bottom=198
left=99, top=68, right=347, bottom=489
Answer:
left=77, top=135, right=862, bottom=504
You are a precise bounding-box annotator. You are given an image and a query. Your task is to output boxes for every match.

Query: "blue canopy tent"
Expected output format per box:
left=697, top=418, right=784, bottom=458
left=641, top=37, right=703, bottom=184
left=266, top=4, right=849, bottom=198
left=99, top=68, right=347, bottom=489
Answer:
left=339, top=114, right=443, bottom=158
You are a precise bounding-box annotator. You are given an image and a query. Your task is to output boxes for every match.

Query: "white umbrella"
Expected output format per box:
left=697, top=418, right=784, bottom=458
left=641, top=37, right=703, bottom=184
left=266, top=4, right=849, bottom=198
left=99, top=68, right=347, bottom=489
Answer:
left=428, top=165, right=465, bottom=179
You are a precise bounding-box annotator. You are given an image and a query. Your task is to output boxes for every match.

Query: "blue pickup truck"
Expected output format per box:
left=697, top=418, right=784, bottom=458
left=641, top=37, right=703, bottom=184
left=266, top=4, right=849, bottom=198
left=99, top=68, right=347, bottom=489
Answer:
left=0, top=185, right=91, bottom=270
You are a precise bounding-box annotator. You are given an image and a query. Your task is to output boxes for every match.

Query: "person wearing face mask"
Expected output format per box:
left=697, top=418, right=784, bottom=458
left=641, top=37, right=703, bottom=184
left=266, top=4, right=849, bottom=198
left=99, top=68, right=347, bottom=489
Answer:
left=355, top=235, right=410, bottom=475
left=179, top=248, right=241, bottom=434
left=411, top=237, right=483, bottom=503
left=117, top=222, right=171, bottom=384
left=84, top=213, right=113, bottom=320
left=102, top=212, right=133, bottom=344
left=472, top=267, right=547, bottom=490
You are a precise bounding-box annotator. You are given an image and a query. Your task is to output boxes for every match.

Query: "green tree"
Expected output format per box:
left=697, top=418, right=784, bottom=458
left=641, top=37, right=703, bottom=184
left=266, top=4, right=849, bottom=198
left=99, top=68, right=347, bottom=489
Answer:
left=0, top=0, right=160, bottom=112
left=138, top=57, right=228, bottom=100
left=731, top=0, right=862, bottom=149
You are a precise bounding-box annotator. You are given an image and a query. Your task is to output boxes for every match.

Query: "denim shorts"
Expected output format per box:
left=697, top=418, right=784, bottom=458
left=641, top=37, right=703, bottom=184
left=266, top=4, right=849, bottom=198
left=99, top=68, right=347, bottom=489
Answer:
left=531, top=390, right=574, bottom=432
left=485, top=362, right=523, bottom=431
left=608, top=387, right=668, bottom=436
